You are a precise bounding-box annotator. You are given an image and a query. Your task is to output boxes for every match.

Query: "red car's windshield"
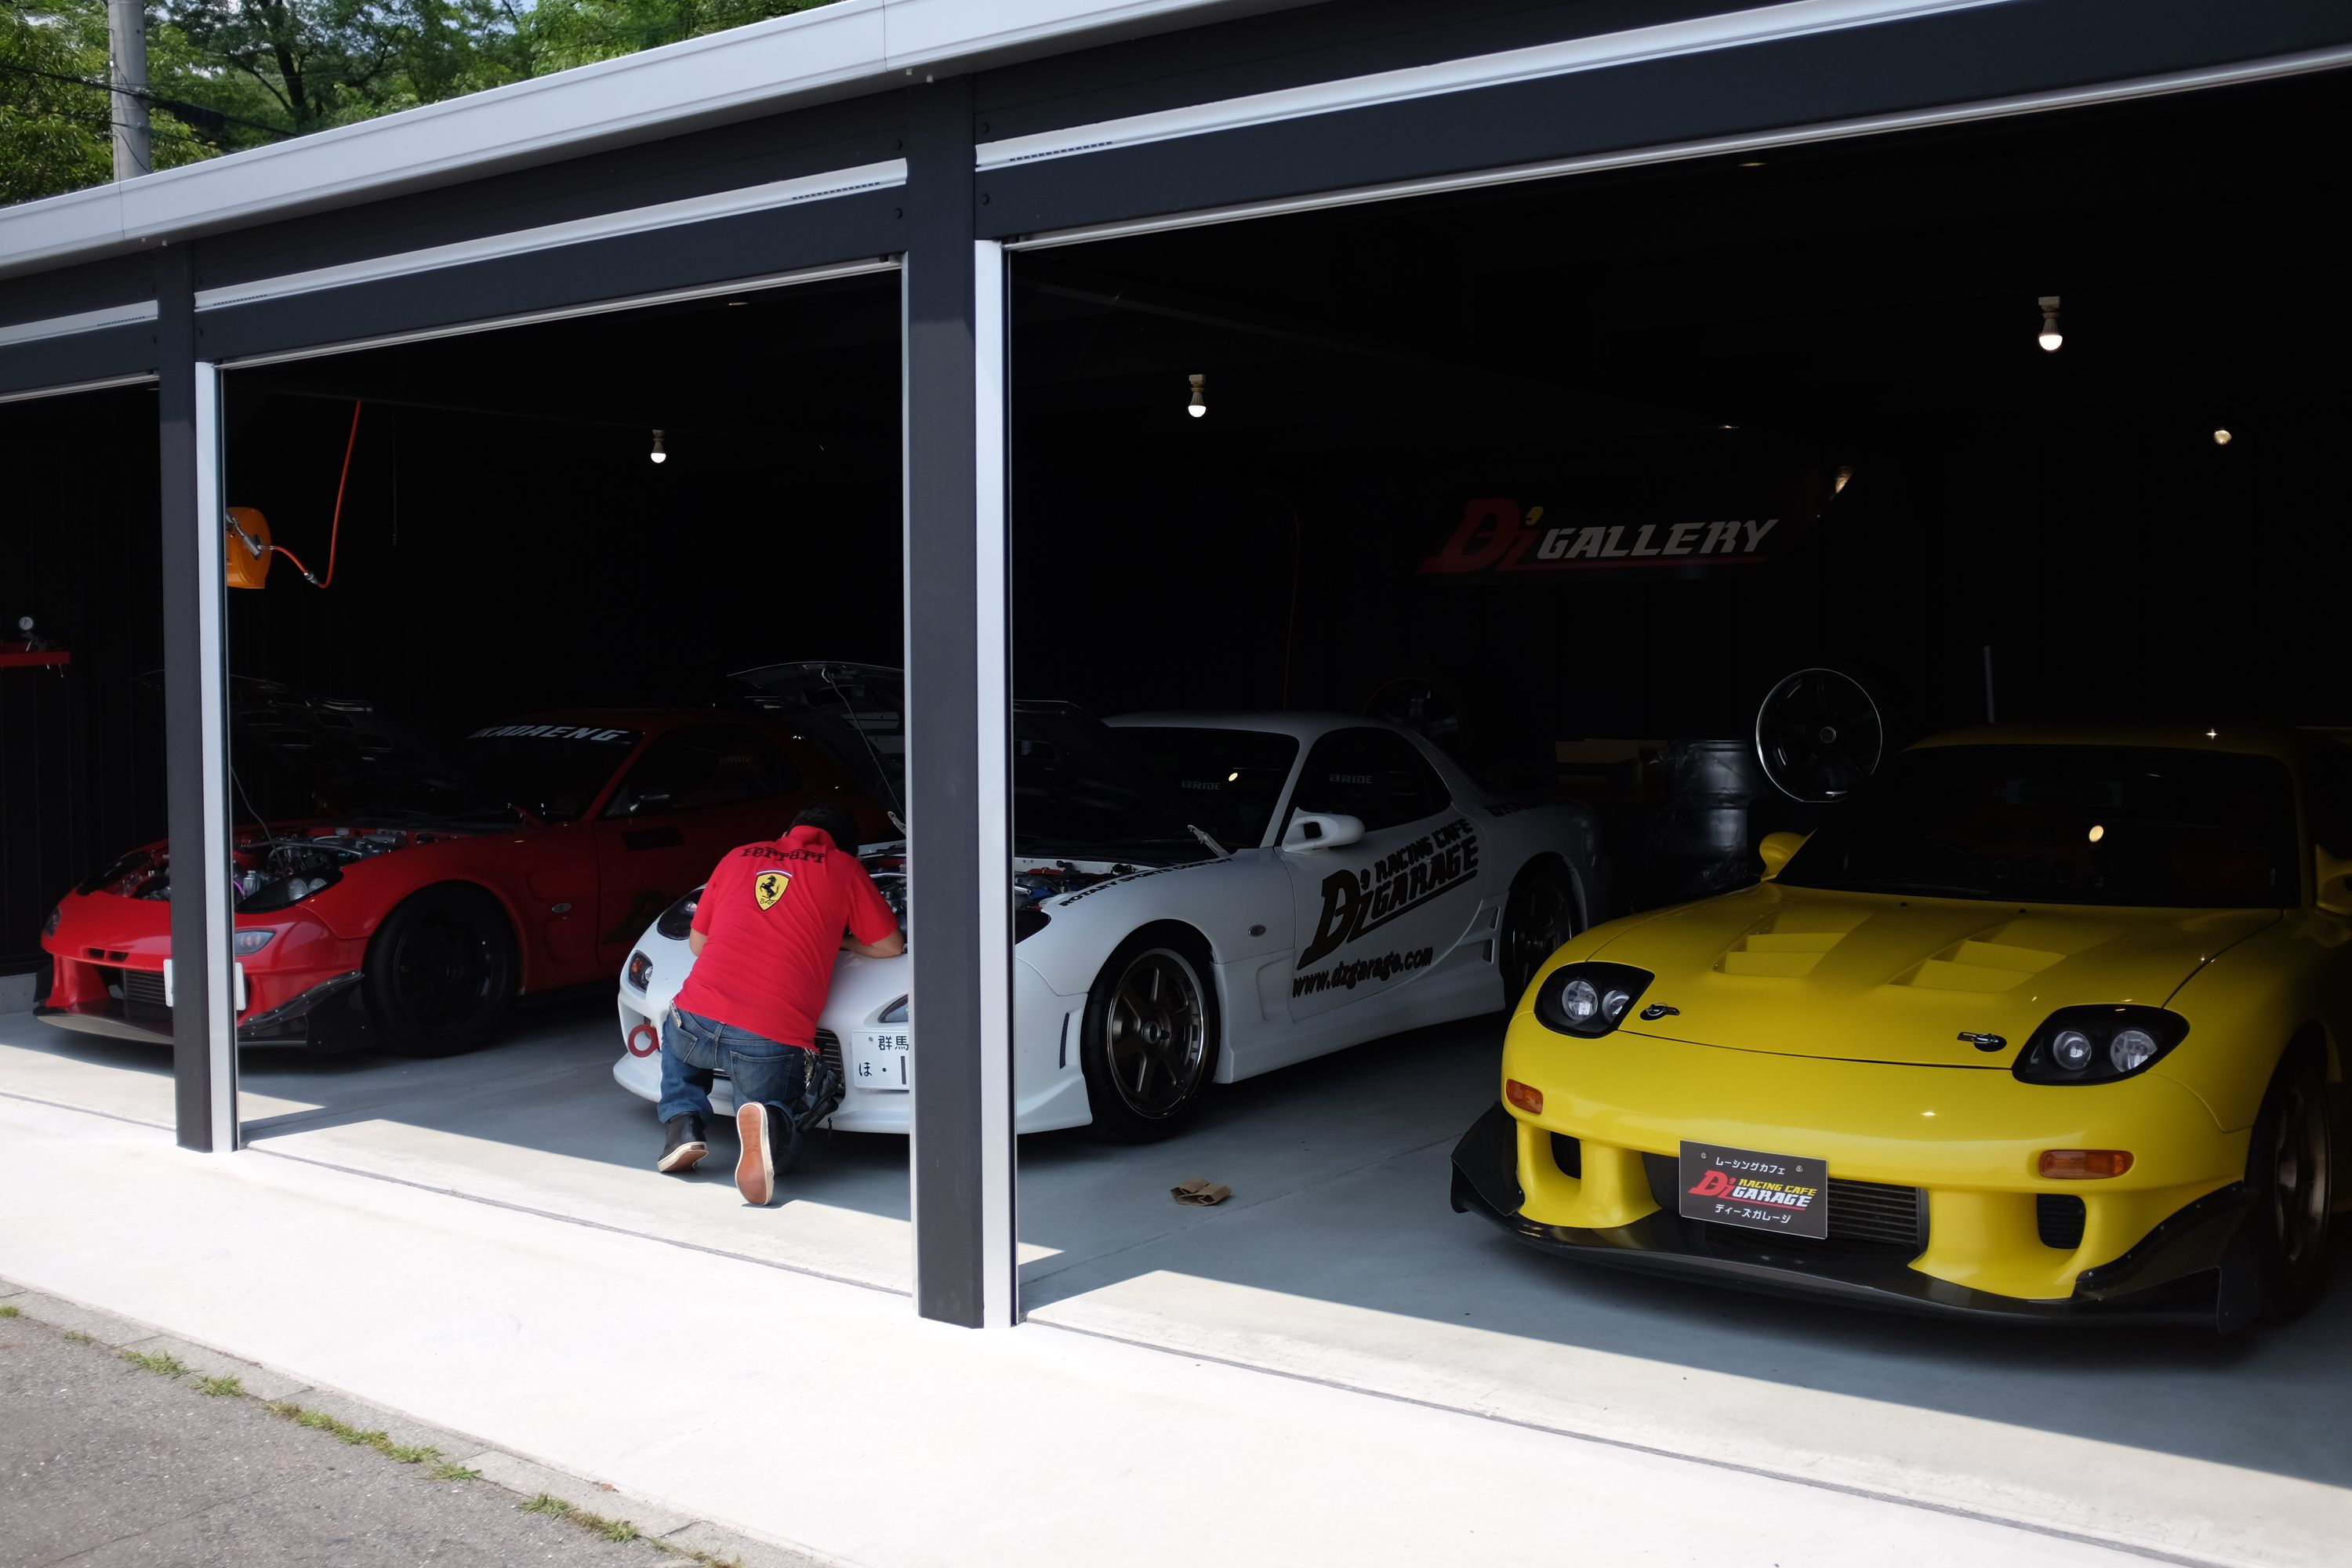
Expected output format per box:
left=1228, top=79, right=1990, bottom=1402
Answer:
left=462, top=724, right=643, bottom=822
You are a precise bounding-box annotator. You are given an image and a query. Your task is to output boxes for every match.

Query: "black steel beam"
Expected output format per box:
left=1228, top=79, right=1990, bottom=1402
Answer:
left=154, top=245, right=230, bottom=1152
left=194, top=188, right=907, bottom=365
left=0, top=323, right=158, bottom=401
left=902, top=77, right=993, bottom=1328
left=977, top=0, right=2352, bottom=238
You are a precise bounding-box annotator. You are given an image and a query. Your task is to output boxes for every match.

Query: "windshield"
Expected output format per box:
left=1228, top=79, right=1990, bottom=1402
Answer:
left=1778, top=745, right=2299, bottom=909
left=463, top=724, right=642, bottom=822
left=1013, top=705, right=1216, bottom=862
left=1116, top=727, right=1301, bottom=849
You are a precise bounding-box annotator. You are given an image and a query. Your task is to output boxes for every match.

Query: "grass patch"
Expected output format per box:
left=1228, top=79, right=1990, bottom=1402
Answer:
left=581, top=1513, right=640, bottom=1544
left=0, top=1304, right=19, bottom=1318
left=195, top=1374, right=244, bottom=1398
left=61, top=1330, right=92, bottom=1344
left=120, top=1349, right=191, bottom=1378
left=263, top=1400, right=440, bottom=1463
left=428, top=1462, right=481, bottom=1483
left=521, top=1493, right=574, bottom=1518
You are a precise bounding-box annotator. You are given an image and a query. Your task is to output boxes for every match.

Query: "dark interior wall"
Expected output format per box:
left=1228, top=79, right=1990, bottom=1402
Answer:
left=216, top=277, right=906, bottom=736
left=217, top=393, right=904, bottom=733
left=0, top=387, right=166, bottom=969
left=1007, top=71, right=2352, bottom=777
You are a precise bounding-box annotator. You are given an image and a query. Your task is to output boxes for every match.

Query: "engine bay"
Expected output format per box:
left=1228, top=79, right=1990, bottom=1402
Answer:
left=82, top=826, right=456, bottom=909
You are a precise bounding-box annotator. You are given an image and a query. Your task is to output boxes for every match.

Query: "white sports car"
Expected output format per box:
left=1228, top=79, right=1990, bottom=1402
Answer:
left=613, top=702, right=1607, bottom=1141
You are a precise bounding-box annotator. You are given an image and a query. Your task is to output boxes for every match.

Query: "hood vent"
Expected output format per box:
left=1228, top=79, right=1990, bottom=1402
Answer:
left=1715, top=907, right=1871, bottom=978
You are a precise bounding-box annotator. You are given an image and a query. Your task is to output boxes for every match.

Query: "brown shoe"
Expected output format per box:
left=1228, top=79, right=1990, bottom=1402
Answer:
left=735, top=1102, right=775, bottom=1205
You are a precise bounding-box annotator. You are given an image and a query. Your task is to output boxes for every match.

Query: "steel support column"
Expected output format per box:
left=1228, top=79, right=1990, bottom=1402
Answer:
left=155, top=246, right=238, bottom=1152
left=903, top=78, right=1018, bottom=1327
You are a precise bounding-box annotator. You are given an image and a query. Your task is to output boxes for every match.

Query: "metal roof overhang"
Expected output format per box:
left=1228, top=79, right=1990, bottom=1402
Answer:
left=2, top=0, right=2349, bottom=395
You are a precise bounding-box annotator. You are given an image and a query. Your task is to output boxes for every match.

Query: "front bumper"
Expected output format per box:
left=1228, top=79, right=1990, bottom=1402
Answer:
left=1450, top=1102, right=2260, bottom=1330
left=612, top=949, right=1096, bottom=1133
left=36, top=969, right=369, bottom=1049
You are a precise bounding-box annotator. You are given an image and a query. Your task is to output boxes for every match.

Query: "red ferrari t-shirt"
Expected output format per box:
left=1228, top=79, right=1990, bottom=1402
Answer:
left=674, top=826, right=900, bottom=1049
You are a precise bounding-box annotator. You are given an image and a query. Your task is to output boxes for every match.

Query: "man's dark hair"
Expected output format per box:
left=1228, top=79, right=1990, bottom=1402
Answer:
left=793, top=803, right=864, bottom=852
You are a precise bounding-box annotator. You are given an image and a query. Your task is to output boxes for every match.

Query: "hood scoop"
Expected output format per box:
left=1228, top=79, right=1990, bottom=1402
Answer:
left=1894, top=916, right=2125, bottom=994
left=1715, top=907, right=1872, bottom=978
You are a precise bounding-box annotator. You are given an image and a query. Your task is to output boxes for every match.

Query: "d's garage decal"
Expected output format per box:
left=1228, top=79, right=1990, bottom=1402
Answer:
left=1298, top=818, right=1479, bottom=970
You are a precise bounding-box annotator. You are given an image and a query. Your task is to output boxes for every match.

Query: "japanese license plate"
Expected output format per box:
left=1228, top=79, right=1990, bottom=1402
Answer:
left=847, top=1029, right=910, bottom=1091
left=1678, top=1141, right=1828, bottom=1239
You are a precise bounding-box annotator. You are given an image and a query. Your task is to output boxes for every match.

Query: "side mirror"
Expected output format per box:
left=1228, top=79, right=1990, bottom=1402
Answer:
left=630, top=789, right=677, bottom=815
left=1283, top=812, right=1365, bottom=853
left=2318, top=850, right=2352, bottom=916
left=1758, top=830, right=1809, bottom=880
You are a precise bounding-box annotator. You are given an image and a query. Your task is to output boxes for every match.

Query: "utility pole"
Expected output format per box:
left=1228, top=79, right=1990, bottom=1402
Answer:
left=108, top=0, right=151, bottom=180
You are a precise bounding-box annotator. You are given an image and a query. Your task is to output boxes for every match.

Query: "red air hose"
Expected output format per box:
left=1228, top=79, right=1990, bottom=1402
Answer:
left=270, top=400, right=361, bottom=587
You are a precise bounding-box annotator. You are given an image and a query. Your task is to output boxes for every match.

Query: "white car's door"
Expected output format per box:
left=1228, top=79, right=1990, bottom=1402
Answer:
left=1279, top=726, right=1484, bottom=1022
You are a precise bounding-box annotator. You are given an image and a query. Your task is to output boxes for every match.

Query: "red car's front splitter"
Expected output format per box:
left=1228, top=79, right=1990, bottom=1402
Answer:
left=1448, top=1102, right=2261, bottom=1332
left=36, top=969, right=369, bottom=1050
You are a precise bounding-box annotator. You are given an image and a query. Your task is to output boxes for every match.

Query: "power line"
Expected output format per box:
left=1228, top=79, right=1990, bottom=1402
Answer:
left=0, top=58, right=293, bottom=138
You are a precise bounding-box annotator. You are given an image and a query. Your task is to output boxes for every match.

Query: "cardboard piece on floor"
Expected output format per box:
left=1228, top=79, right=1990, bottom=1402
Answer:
left=1171, top=1178, right=1231, bottom=1207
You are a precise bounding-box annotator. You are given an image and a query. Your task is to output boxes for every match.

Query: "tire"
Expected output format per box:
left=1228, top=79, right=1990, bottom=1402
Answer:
left=1499, top=863, right=1578, bottom=1010
left=1079, top=926, right=1221, bottom=1144
left=364, top=885, right=520, bottom=1058
left=2248, top=1044, right=2334, bottom=1323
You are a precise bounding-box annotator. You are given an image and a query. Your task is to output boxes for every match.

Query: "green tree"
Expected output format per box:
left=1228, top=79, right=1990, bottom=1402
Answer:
left=3, top=0, right=843, bottom=206
left=524, top=0, right=833, bottom=74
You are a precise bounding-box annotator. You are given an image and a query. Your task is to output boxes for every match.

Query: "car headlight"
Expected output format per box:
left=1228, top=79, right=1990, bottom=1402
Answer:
left=234, top=930, right=274, bottom=957
left=655, top=888, right=701, bottom=942
left=880, top=996, right=909, bottom=1024
left=626, top=950, right=655, bottom=992
left=1014, top=906, right=1050, bottom=942
left=1532, top=961, right=1653, bottom=1037
left=42, top=904, right=61, bottom=938
left=2013, top=1005, right=2188, bottom=1084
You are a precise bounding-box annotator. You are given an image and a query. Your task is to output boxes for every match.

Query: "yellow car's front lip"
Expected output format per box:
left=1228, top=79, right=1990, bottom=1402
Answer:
left=1495, top=1022, right=2246, bottom=1305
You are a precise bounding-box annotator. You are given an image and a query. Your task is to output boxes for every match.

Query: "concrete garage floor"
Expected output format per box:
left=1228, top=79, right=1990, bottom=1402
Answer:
left=2, top=1000, right=2347, bottom=1564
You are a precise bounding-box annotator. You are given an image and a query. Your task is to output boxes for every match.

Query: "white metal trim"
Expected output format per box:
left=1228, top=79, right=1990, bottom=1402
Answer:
left=0, top=299, right=158, bottom=347
left=1007, top=42, right=2352, bottom=249
left=0, top=0, right=1306, bottom=281
left=193, top=360, right=240, bottom=1155
left=978, top=0, right=2009, bottom=169
left=972, top=237, right=1018, bottom=1330
left=216, top=257, right=900, bottom=369
left=195, top=160, right=906, bottom=312
left=0, top=371, right=157, bottom=406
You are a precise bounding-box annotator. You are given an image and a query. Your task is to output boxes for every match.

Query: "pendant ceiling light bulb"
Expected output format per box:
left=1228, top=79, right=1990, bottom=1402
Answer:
left=1187, top=372, right=1207, bottom=418
left=650, top=429, right=667, bottom=463
left=2037, top=295, right=2063, bottom=353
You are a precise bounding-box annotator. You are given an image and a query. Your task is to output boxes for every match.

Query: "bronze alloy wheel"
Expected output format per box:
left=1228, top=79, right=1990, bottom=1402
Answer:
left=2268, top=1077, right=2332, bottom=1270
left=1104, top=947, right=1210, bottom=1119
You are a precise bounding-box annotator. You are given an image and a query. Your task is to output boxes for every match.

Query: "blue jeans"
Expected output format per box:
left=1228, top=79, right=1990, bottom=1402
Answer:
left=659, top=1007, right=810, bottom=1165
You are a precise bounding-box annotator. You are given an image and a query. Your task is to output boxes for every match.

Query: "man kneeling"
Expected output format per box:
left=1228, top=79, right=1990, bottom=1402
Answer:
left=655, top=803, right=904, bottom=1203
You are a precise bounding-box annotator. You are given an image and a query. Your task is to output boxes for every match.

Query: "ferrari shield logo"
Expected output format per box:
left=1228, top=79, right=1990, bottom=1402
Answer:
left=754, top=871, right=791, bottom=910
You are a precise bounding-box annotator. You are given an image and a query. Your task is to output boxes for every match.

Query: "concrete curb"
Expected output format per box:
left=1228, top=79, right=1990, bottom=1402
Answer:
left=2, top=1277, right=844, bottom=1568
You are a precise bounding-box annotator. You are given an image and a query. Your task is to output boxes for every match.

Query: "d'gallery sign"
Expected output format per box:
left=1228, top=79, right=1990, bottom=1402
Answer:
left=1417, top=497, right=1792, bottom=579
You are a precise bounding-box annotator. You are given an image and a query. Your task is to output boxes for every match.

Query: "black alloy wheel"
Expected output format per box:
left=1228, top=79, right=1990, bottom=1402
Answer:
left=365, top=885, right=520, bottom=1057
left=1080, top=927, right=1221, bottom=1144
left=2249, top=1046, right=2334, bottom=1322
left=1501, top=868, right=1578, bottom=1008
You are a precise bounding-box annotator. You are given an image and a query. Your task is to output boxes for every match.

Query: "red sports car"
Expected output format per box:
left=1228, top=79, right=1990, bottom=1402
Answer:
left=38, top=682, right=893, bottom=1054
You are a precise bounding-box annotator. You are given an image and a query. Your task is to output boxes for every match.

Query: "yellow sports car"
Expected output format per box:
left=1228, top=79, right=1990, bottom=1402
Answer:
left=1452, top=728, right=2345, bottom=1330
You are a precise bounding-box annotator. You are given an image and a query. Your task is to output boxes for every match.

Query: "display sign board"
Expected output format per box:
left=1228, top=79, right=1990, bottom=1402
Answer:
left=1417, top=497, right=1802, bottom=579
left=1678, top=1140, right=1828, bottom=1239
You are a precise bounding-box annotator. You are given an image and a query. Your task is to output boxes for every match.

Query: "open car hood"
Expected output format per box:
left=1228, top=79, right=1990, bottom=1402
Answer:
left=1590, top=882, right=2278, bottom=1069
